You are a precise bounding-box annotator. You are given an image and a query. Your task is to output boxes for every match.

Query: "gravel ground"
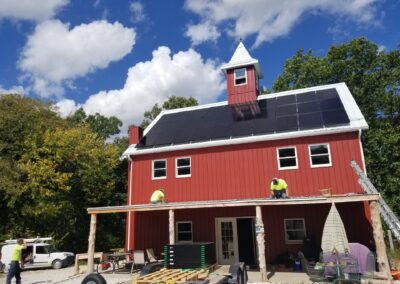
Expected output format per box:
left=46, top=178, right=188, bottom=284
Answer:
left=0, top=265, right=136, bottom=284
left=0, top=264, right=314, bottom=284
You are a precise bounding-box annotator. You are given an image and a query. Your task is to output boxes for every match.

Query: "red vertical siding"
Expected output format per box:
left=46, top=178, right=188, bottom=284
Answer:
left=227, top=67, right=258, bottom=104
left=130, top=132, right=365, bottom=204
left=133, top=203, right=373, bottom=263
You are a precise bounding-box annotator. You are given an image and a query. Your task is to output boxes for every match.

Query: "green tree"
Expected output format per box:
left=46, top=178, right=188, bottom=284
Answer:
left=0, top=95, right=65, bottom=240
left=140, top=96, right=198, bottom=128
left=68, top=107, right=122, bottom=139
left=15, top=126, right=121, bottom=251
left=273, top=37, right=400, bottom=212
left=0, top=95, right=126, bottom=252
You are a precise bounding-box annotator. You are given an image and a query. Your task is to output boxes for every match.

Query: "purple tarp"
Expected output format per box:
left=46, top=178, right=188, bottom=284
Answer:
left=348, top=242, right=374, bottom=275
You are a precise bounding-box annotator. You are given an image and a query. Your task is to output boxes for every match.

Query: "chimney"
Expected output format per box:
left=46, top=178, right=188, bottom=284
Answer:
left=129, top=126, right=143, bottom=145
left=221, top=41, right=263, bottom=105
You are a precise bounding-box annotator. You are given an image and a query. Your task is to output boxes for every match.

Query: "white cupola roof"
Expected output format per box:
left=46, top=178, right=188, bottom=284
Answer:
left=221, top=41, right=263, bottom=78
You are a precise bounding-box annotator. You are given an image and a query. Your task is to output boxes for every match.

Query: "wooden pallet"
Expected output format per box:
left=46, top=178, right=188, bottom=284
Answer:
left=133, top=268, right=209, bottom=284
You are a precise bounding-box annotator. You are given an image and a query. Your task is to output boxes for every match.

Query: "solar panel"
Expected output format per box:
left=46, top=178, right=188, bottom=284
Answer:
left=322, top=109, right=350, bottom=126
left=299, top=112, right=323, bottom=130
left=276, top=95, right=296, bottom=105
left=319, top=97, right=343, bottom=111
left=297, top=91, right=317, bottom=103
left=297, top=101, right=319, bottom=114
left=276, top=114, right=298, bottom=132
left=137, top=88, right=351, bottom=148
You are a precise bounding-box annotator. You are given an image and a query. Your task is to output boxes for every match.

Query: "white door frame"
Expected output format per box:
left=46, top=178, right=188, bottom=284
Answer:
left=215, top=217, right=239, bottom=265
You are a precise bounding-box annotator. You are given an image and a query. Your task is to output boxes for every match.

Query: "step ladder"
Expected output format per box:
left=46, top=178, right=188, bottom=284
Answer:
left=351, top=160, right=400, bottom=242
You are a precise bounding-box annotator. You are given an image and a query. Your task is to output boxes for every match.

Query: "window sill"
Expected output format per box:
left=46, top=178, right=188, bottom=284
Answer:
left=310, top=164, right=332, bottom=168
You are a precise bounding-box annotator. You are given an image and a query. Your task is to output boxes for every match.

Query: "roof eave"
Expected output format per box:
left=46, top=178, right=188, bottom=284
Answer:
left=221, top=60, right=263, bottom=79
left=122, top=124, right=368, bottom=158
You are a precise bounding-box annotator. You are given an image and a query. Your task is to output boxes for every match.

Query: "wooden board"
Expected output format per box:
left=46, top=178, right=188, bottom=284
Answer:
left=133, top=268, right=209, bottom=284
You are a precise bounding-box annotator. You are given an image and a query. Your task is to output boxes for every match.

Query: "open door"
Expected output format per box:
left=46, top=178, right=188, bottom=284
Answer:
left=216, top=218, right=239, bottom=265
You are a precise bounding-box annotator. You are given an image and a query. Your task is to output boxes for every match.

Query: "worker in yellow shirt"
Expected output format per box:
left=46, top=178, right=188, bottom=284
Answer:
left=270, top=177, right=288, bottom=199
left=150, top=189, right=165, bottom=204
left=7, top=238, right=27, bottom=284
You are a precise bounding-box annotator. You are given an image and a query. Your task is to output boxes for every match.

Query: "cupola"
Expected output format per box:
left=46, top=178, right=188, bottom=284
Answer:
left=221, top=41, right=263, bottom=105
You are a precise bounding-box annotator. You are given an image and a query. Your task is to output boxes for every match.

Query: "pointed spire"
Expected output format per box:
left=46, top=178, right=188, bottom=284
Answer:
left=221, top=41, right=263, bottom=78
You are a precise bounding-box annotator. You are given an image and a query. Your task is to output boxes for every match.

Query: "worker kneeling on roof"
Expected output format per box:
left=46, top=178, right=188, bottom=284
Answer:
left=150, top=189, right=165, bottom=204
left=270, top=178, right=288, bottom=199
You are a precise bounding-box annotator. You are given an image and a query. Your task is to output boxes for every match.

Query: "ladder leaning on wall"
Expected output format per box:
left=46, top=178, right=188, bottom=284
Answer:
left=351, top=160, right=400, bottom=242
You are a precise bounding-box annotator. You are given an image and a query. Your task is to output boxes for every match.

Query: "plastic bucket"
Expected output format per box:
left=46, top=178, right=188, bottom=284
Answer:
left=391, top=271, right=400, bottom=280
left=294, top=260, right=301, bottom=271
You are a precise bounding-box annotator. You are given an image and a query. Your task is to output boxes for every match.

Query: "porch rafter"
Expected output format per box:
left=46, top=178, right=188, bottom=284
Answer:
left=87, top=193, right=379, bottom=214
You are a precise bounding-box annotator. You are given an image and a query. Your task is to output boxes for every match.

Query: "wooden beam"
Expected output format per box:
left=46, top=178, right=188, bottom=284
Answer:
left=369, top=201, right=391, bottom=279
left=87, top=194, right=380, bottom=214
left=255, top=205, right=267, bottom=281
left=87, top=213, right=97, bottom=273
left=169, top=209, right=175, bottom=244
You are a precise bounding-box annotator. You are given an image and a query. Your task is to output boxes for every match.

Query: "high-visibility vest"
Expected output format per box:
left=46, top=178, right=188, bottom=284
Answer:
left=11, top=244, right=23, bottom=261
left=150, top=190, right=164, bottom=202
left=270, top=179, right=287, bottom=191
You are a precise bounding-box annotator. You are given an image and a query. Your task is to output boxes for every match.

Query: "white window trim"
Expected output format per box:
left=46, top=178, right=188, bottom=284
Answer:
left=176, top=157, right=191, bottom=178
left=176, top=221, right=193, bottom=243
left=152, top=159, right=167, bottom=180
left=277, top=146, right=298, bottom=170
left=308, top=143, right=332, bottom=168
left=234, top=68, right=247, bottom=86
left=284, top=218, right=306, bottom=244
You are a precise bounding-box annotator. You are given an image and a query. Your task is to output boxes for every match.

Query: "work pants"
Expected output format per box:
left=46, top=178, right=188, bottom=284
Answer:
left=272, top=189, right=287, bottom=199
left=6, top=261, right=21, bottom=284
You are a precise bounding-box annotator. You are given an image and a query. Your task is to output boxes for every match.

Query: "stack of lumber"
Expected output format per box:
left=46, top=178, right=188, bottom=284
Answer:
left=133, top=268, right=209, bottom=284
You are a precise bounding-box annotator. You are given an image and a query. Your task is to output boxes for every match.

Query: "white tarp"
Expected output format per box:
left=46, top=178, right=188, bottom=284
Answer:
left=321, top=202, right=349, bottom=253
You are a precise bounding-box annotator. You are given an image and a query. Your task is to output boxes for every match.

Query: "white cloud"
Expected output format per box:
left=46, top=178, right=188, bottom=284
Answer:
left=93, top=0, right=100, bottom=8
left=129, top=1, right=146, bottom=23
left=18, top=20, right=136, bottom=98
left=184, top=0, right=380, bottom=47
left=54, top=99, right=78, bottom=117
left=185, top=21, right=220, bottom=46
left=56, top=46, right=225, bottom=133
left=0, top=0, right=68, bottom=22
left=378, top=45, right=386, bottom=53
left=0, top=85, right=25, bottom=95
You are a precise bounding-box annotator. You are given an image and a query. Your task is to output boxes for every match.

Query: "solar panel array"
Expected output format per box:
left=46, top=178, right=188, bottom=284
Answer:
left=137, top=88, right=350, bottom=148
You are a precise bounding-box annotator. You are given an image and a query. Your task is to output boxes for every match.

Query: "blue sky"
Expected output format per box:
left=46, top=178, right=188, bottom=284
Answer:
left=0, top=0, right=399, bottom=133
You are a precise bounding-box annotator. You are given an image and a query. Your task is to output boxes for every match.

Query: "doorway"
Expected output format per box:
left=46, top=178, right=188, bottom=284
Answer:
left=216, top=217, right=257, bottom=265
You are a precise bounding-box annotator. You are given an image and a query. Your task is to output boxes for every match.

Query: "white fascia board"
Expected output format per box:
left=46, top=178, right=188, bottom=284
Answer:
left=220, top=60, right=263, bottom=78
left=124, top=124, right=367, bottom=157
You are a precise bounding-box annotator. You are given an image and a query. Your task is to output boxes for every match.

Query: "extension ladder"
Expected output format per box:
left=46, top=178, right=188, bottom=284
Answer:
left=351, top=160, right=400, bottom=242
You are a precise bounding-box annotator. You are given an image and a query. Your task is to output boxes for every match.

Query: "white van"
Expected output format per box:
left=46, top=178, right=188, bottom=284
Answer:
left=0, top=237, right=74, bottom=272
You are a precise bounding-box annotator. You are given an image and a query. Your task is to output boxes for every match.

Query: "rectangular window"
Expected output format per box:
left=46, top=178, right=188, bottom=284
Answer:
left=234, top=68, right=247, bottom=85
left=277, top=147, right=298, bottom=170
left=309, top=144, right=332, bottom=167
left=152, top=159, right=166, bottom=179
left=176, top=221, right=192, bottom=242
left=176, top=157, right=191, bottom=178
left=284, top=218, right=306, bottom=243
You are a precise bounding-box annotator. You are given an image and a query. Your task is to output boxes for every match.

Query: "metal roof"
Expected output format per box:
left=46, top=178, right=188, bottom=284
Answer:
left=122, top=83, right=368, bottom=158
left=221, top=41, right=263, bottom=78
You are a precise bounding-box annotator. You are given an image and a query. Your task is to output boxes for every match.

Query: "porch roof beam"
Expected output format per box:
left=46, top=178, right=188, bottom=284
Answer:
left=87, top=194, right=379, bottom=214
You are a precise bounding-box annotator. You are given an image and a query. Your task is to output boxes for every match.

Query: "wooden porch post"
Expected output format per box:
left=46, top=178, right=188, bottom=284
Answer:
left=369, top=201, right=391, bottom=279
left=255, top=205, right=267, bottom=281
left=87, top=213, right=97, bottom=273
left=169, top=209, right=175, bottom=244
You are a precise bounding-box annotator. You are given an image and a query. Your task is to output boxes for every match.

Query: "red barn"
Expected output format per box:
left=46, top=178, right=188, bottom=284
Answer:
left=114, top=42, right=389, bottom=278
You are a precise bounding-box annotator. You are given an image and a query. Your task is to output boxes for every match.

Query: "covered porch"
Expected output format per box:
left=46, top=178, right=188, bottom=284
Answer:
left=86, top=193, right=391, bottom=281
